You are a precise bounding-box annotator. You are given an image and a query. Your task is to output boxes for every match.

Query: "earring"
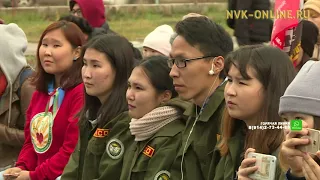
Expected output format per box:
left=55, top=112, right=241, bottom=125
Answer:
left=73, top=57, right=77, bottom=61
left=209, top=62, right=215, bottom=75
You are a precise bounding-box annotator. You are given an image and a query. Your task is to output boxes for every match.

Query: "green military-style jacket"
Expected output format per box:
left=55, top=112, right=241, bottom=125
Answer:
left=170, top=82, right=226, bottom=180
left=61, top=112, right=131, bottom=180
left=96, top=112, right=134, bottom=180
left=212, top=122, right=285, bottom=180
left=119, top=98, right=192, bottom=180
left=211, top=122, right=246, bottom=180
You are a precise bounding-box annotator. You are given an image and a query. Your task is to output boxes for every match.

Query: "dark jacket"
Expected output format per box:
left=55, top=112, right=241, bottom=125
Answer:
left=228, top=0, right=273, bottom=45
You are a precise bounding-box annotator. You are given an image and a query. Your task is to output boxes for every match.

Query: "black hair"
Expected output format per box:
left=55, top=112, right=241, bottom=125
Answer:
left=79, top=34, right=135, bottom=128
left=59, top=15, right=93, bottom=36
left=175, top=16, right=234, bottom=79
left=222, top=44, right=296, bottom=154
left=69, top=0, right=76, bottom=11
left=137, top=55, right=177, bottom=98
left=130, top=44, right=143, bottom=62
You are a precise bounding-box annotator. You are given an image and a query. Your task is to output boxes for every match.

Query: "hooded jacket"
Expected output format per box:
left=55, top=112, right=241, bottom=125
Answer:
left=0, top=23, right=35, bottom=170
left=69, top=0, right=106, bottom=28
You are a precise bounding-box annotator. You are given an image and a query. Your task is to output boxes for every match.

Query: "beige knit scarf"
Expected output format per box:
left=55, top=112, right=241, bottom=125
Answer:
left=129, top=106, right=180, bottom=141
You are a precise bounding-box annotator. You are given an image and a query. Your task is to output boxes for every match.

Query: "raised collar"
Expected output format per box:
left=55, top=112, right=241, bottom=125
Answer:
left=184, top=81, right=226, bottom=122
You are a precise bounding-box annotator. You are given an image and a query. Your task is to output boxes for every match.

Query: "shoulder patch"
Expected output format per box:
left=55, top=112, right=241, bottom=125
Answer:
left=94, top=128, right=110, bottom=138
left=143, top=145, right=155, bottom=158
left=106, top=138, right=124, bottom=159
left=154, top=170, right=170, bottom=180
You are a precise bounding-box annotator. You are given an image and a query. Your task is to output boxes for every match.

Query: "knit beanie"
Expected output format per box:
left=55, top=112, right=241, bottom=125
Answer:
left=143, top=25, right=174, bottom=57
left=304, top=0, right=320, bottom=14
left=301, top=20, right=318, bottom=57
left=279, top=60, right=320, bottom=117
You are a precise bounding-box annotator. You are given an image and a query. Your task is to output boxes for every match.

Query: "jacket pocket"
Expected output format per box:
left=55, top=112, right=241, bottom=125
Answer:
left=193, top=144, right=211, bottom=177
left=83, top=137, right=108, bottom=179
left=130, top=150, right=149, bottom=180
left=86, top=137, right=108, bottom=170
left=131, top=161, right=148, bottom=180
left=87, top=137, right=107, bottom=156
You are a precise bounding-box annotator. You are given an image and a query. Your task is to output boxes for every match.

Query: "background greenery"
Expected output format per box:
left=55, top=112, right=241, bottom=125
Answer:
left=0, top=4, right=232, bottom=66
left=0, top=5, right=231, bottom=43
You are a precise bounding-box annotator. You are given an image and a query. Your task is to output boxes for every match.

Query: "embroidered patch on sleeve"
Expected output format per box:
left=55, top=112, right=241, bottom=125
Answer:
left=143, top=145, right=155, bottom=158
left=93, top=128, right=110, bottom=138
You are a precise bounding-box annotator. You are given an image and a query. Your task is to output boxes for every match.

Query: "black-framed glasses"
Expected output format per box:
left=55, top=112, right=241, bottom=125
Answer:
left=167, top=55, right=214, bottom=68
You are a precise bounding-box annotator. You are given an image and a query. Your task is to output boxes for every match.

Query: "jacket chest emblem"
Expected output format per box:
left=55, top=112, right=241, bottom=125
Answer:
left=143, top=145, right=155, bottom=158
left=106, top=138, right=124, bottom=159
left=30, top=112, right=54, bottom=153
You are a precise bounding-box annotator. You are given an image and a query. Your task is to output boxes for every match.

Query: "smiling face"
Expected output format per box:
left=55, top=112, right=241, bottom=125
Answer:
left=39, top=28, right=77, bottom=76
left=126, top=67, right=170, bottom=119
left=82, top=48, right=116, bottom=103
left=224, top=64, right=265, bottom=125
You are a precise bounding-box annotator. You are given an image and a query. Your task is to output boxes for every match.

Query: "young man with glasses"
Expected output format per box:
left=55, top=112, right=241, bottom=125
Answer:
left=169, top=16, right=233, bottom=180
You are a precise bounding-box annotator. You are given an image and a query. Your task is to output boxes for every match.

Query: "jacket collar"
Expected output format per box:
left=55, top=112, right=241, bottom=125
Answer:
left=152, top=119, right=185, bottom=138
left=184, top=82, right=226, bottom=122
left=136, top=119, right=185, bottom=153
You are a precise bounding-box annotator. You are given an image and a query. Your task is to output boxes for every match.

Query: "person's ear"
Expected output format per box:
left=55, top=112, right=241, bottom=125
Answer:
left=73, top=46, right=81, bottom=61
left=212, top=56, right=224, bottom=75
left=160, top=90, right=172, bottom=104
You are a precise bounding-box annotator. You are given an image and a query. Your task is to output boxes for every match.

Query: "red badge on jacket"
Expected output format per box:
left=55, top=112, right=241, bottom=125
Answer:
left=93, top=128, right=110, bottom=138
left=143, top=145, right=155, bottom=158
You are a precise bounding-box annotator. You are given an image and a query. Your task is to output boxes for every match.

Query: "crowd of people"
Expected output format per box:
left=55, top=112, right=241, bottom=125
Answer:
left=1, top=0, right=320, bottom=179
